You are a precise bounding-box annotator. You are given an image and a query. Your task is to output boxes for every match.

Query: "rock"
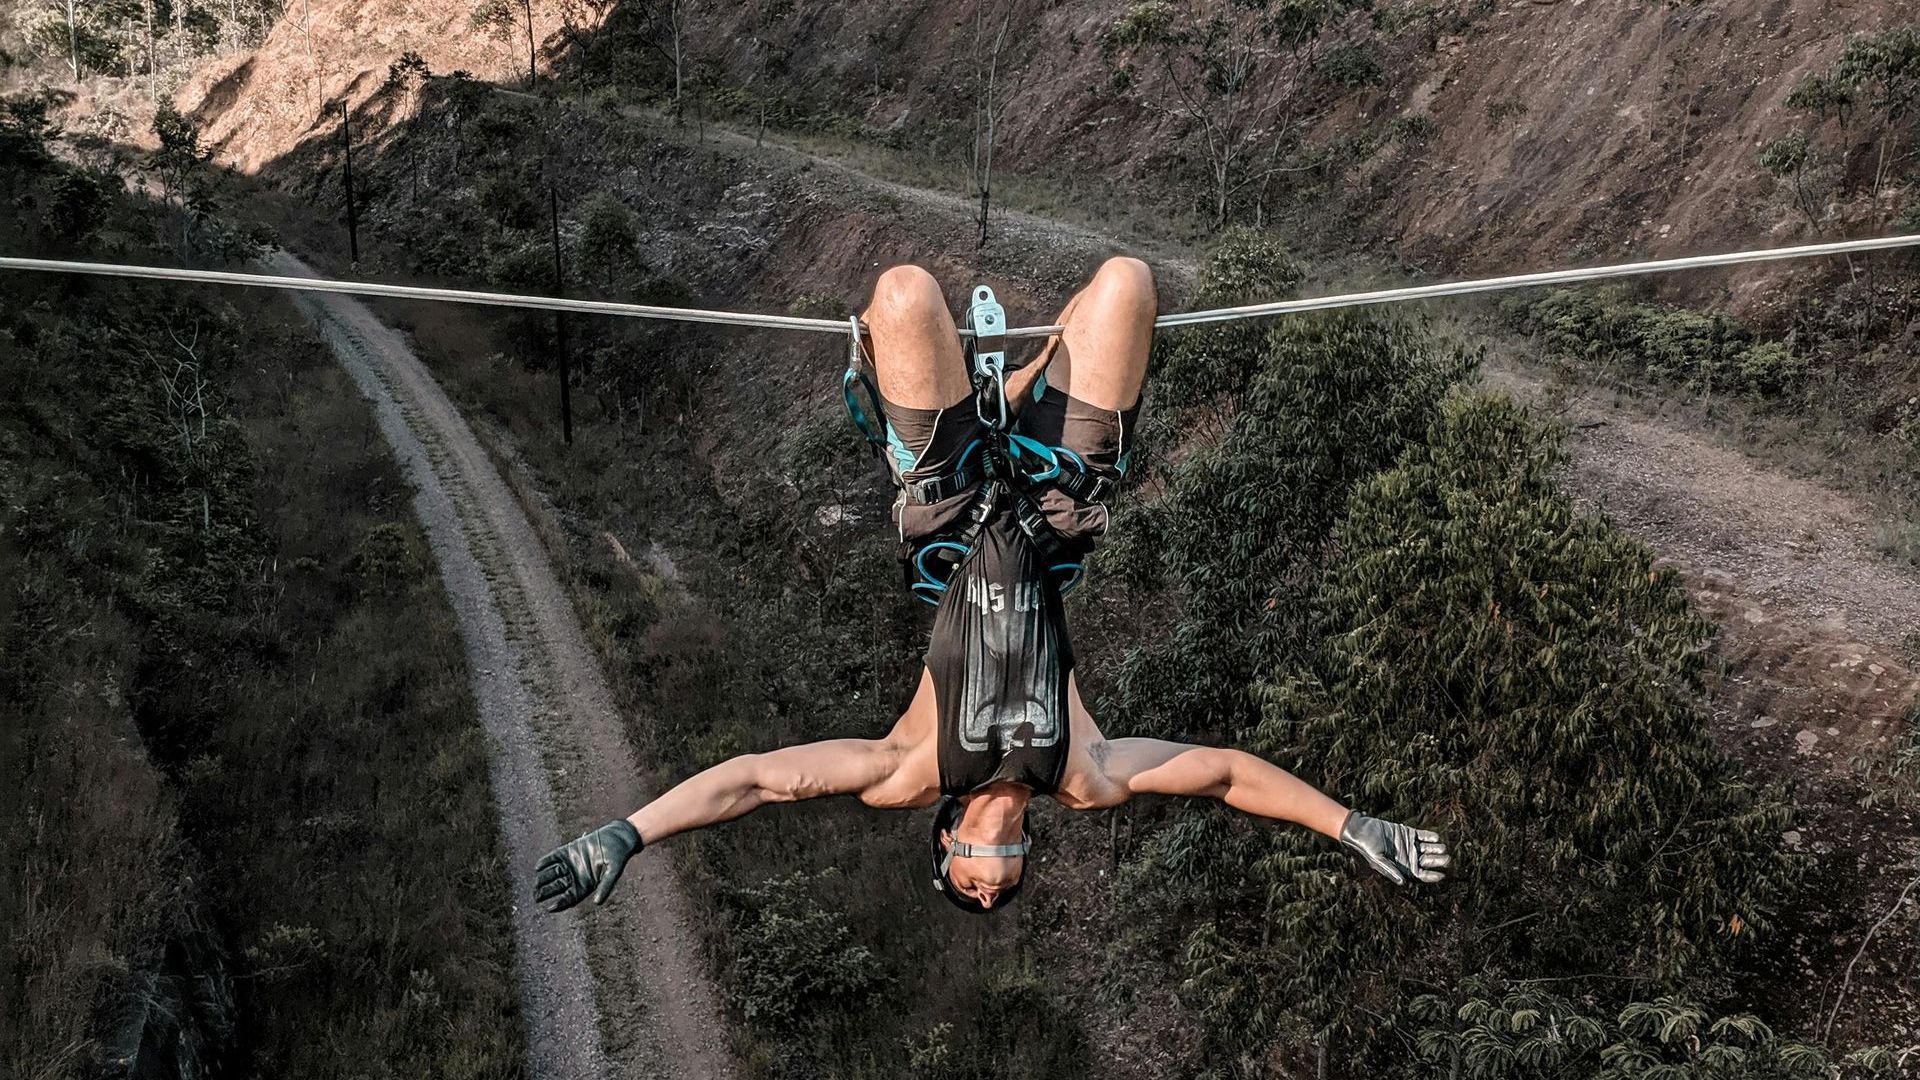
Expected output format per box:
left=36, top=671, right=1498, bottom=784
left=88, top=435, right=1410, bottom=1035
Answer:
left=1783, top=830, right=1803, bottom=847
left=1751, top=716, right=1778, bottom=729
left=1795, top=729, right=1820, bottom=752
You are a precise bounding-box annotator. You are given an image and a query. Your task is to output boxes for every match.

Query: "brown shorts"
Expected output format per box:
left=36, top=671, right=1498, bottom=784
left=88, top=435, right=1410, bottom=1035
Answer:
left=880, top=381, right=1138, bottom=547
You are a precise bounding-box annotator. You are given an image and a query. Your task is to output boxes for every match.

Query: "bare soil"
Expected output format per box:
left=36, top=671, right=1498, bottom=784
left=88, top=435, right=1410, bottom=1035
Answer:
left=263, top=250, right=736, bottom=1080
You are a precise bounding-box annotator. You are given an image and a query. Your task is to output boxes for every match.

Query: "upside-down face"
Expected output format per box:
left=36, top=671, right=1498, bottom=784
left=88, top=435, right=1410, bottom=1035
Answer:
left=940, top=829, right=1027, bottom=909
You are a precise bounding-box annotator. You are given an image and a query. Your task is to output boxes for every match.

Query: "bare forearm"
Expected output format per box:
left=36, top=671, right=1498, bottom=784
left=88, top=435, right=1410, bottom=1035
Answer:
left=1218, top=750, right=1349, bottom=840
left=623, top=739, right=896, bottom=844
left=625, top=755, right=768, bottom=844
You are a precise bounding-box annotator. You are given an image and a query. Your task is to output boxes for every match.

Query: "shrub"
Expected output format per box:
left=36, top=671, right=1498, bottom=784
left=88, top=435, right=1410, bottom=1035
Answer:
left=1390, top=112, right=1438, bottom=143
left=1103, top=290, right=1473, bottom=751
left=576, top=192, right=640, bottom=288
left=1409, top=979, right=1899, bottom=1079
left=1511, top=289, right=1809, bottom=396
left=1247, top=392, right=1799, bottom=1074
left=1758, top=131, right=1813, bottom=177
left=1319, top=43, right=1383, bottom=89
left=474, top=171, right=539, bottom=230
left=1148, top=226, right=1307, bottom=411
left=727, top=868, right=887, bottom=1033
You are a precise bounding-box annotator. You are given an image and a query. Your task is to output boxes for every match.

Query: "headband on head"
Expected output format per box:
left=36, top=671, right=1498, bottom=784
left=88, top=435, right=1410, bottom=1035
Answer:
left=928, top=796, right=1031, bottom=914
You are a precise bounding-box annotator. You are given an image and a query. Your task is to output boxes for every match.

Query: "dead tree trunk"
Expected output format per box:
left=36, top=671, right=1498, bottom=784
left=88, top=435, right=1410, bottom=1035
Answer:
left=522, top=0, right=536, bottom=88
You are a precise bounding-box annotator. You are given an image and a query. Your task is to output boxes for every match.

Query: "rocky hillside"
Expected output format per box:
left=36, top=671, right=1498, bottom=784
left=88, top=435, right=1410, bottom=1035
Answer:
left=181, top=0, right=1919, bottom=310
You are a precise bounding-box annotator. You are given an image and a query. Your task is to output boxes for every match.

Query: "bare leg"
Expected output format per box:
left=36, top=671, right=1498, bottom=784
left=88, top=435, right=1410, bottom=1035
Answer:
left=863, top=265, right=971, bottom=408
left=1030, top=257, right=1157, bottom=411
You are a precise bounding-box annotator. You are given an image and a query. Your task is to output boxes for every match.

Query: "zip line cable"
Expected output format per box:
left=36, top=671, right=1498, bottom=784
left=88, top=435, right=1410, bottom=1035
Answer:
left=4, top=233, right=1919, bottom=340
left=0, top=256, right=852, bottom=333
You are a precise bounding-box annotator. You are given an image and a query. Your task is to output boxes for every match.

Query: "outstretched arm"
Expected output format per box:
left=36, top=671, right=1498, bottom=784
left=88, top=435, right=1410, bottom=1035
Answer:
left=536, top=738, right=908, bottom=913
left=1089, top=739, right=1449, bottom=885
left=1094, top=739, right=1350, bottom=838
left=626, top=738, right=906, bottom=845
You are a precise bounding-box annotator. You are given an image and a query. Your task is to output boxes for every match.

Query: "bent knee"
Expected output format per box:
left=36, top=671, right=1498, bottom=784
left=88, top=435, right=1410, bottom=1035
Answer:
left=869, top=264, right=945, bottom=316
left=1090, top=256, right=1157, bottom=308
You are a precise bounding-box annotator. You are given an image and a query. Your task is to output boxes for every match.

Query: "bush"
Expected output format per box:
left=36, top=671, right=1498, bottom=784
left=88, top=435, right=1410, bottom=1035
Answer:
left=474, top=171, right=539, bottom=230
left=1148, top=227, right=1307, bottom=411
left=1246, top=392, right=1800, bottom=1075
left=576, top=192, right=640, bottom=288
left=727, top=868, right=887, bottom=1033
left=1410, top=979, right=1900, bottom=1079
left=1319, top=43, right=1383, bottom=88
left=1510, top=289, right=1809, bottom=396
left=1758, top=131, right=1812, bottom=177
left=1103, top=253, right=1474, bottom=746
left=1390, top=112, right=1438, bottom=143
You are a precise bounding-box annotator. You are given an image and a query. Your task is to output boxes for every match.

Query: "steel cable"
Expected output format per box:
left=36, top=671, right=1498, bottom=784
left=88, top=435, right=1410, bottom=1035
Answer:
left=5, top=232, right=1919, bottom=341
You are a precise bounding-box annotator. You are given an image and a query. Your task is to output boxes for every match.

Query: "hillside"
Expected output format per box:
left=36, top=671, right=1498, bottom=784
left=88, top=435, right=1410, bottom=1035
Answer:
left=159, top=75, right=1917, bottom=1078
left=176, top=0, right=1920, bottom=305
left=8, top=0, right=1920, bottom=1075
left=0, top=94, right=521, bottom=1080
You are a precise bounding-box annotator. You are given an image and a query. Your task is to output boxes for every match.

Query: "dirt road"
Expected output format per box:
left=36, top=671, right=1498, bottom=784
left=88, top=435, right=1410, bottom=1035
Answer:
left=263, top=250, right=735, bottom=1080
left=1483, top=364, right=1920, bottom=756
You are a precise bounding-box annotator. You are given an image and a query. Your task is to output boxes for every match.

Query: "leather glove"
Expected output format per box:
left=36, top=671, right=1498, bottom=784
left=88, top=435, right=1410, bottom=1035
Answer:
left=535, top=819, right=643, bottom=913
left=1340, top=811, right=1449, bottom=886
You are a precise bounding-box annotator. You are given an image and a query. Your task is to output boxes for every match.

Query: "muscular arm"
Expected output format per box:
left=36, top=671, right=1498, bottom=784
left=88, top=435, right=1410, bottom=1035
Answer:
left=537, top=736, right=927, bottom=913
left=626, top=738, right=909, bottom=845
left=1081, top=738, right=1450, bottom=885
left=1090, top=739, right=1350, bottom=839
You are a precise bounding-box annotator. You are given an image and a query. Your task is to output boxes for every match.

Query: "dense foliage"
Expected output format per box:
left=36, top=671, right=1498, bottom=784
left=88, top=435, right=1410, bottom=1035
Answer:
left=1252, top=392, right=1802, bottom=1073
left=1101, top=231, right=1476, bottom=746
left=1504, top=288, right=1809, bottom=397
left=232, top=67, right=1918, bottom=1076
left=1, top=98, right=520, bottom=1079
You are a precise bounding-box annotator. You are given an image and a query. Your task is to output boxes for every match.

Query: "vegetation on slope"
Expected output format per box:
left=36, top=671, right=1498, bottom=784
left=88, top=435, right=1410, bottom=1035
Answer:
left=0, top=93, right=521, bottom=1079
left=278, top=68, right=1914, bottom=1065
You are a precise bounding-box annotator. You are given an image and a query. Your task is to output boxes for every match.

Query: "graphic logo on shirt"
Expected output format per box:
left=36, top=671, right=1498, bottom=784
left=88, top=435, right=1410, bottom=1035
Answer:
left=957, top=576, right=1063, bottom=753
left=962, top=577, right=1044, bottom=614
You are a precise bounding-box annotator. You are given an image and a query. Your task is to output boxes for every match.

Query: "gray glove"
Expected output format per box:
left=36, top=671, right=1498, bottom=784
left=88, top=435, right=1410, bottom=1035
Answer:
left=535, top=819, right=643, bottom=913
left=1340, top=811, right=1449, bottom=885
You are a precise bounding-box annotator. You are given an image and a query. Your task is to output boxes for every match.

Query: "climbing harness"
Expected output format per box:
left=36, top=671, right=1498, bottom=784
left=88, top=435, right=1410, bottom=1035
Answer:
left=842, top=285, right=1117, bottom=605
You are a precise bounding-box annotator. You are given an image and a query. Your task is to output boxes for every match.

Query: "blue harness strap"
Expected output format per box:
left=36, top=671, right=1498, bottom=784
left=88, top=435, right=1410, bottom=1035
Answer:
left=843, top=315, right=896, bottom=463
left=841, top=286, right=1113, bottom=604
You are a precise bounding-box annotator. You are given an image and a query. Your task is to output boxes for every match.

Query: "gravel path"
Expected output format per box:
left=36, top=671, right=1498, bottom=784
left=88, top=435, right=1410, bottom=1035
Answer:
left=263, top=250, right=735, bottom=1080
left=1484, top=363, right=1920, bottom=658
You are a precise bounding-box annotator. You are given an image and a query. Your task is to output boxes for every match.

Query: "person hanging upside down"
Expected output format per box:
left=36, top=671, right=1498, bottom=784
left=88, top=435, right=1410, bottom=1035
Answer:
left=535, top=257, right=1449, bottom=915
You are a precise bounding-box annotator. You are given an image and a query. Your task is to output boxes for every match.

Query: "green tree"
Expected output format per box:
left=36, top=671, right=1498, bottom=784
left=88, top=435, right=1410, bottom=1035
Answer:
left=1101, top=232, right=1472, bottom=747
left=1784, top=28, right=1920, bottom=223
left=145, top=104, right=217, bottom=253
left=1244, top=392, right=1799, bottom=1075
left=577, top=192, right=640, bottom=289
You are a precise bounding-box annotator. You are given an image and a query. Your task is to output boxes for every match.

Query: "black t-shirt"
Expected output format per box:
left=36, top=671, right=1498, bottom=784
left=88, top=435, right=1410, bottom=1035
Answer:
left=926, top=513, right=1074, bottom=796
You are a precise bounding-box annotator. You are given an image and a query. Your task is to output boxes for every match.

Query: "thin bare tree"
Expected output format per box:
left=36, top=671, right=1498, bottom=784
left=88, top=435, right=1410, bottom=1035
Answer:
left=968, top=2, right=1023, bottom=248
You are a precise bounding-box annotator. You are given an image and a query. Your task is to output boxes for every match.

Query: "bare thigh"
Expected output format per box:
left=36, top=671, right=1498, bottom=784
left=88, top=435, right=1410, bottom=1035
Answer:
left=1037, top=256, right=1158, bottom=412
left=863, top=264, right=970, bottom=409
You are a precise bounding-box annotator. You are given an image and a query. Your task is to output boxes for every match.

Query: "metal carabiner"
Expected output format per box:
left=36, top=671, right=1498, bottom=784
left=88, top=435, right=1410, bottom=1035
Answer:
left=966, top=285, right=1009, bottom=431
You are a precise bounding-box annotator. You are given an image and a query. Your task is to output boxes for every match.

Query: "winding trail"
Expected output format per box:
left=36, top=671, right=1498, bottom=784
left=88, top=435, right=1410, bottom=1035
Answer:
left=262, top=250, right=734, bottom=1080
